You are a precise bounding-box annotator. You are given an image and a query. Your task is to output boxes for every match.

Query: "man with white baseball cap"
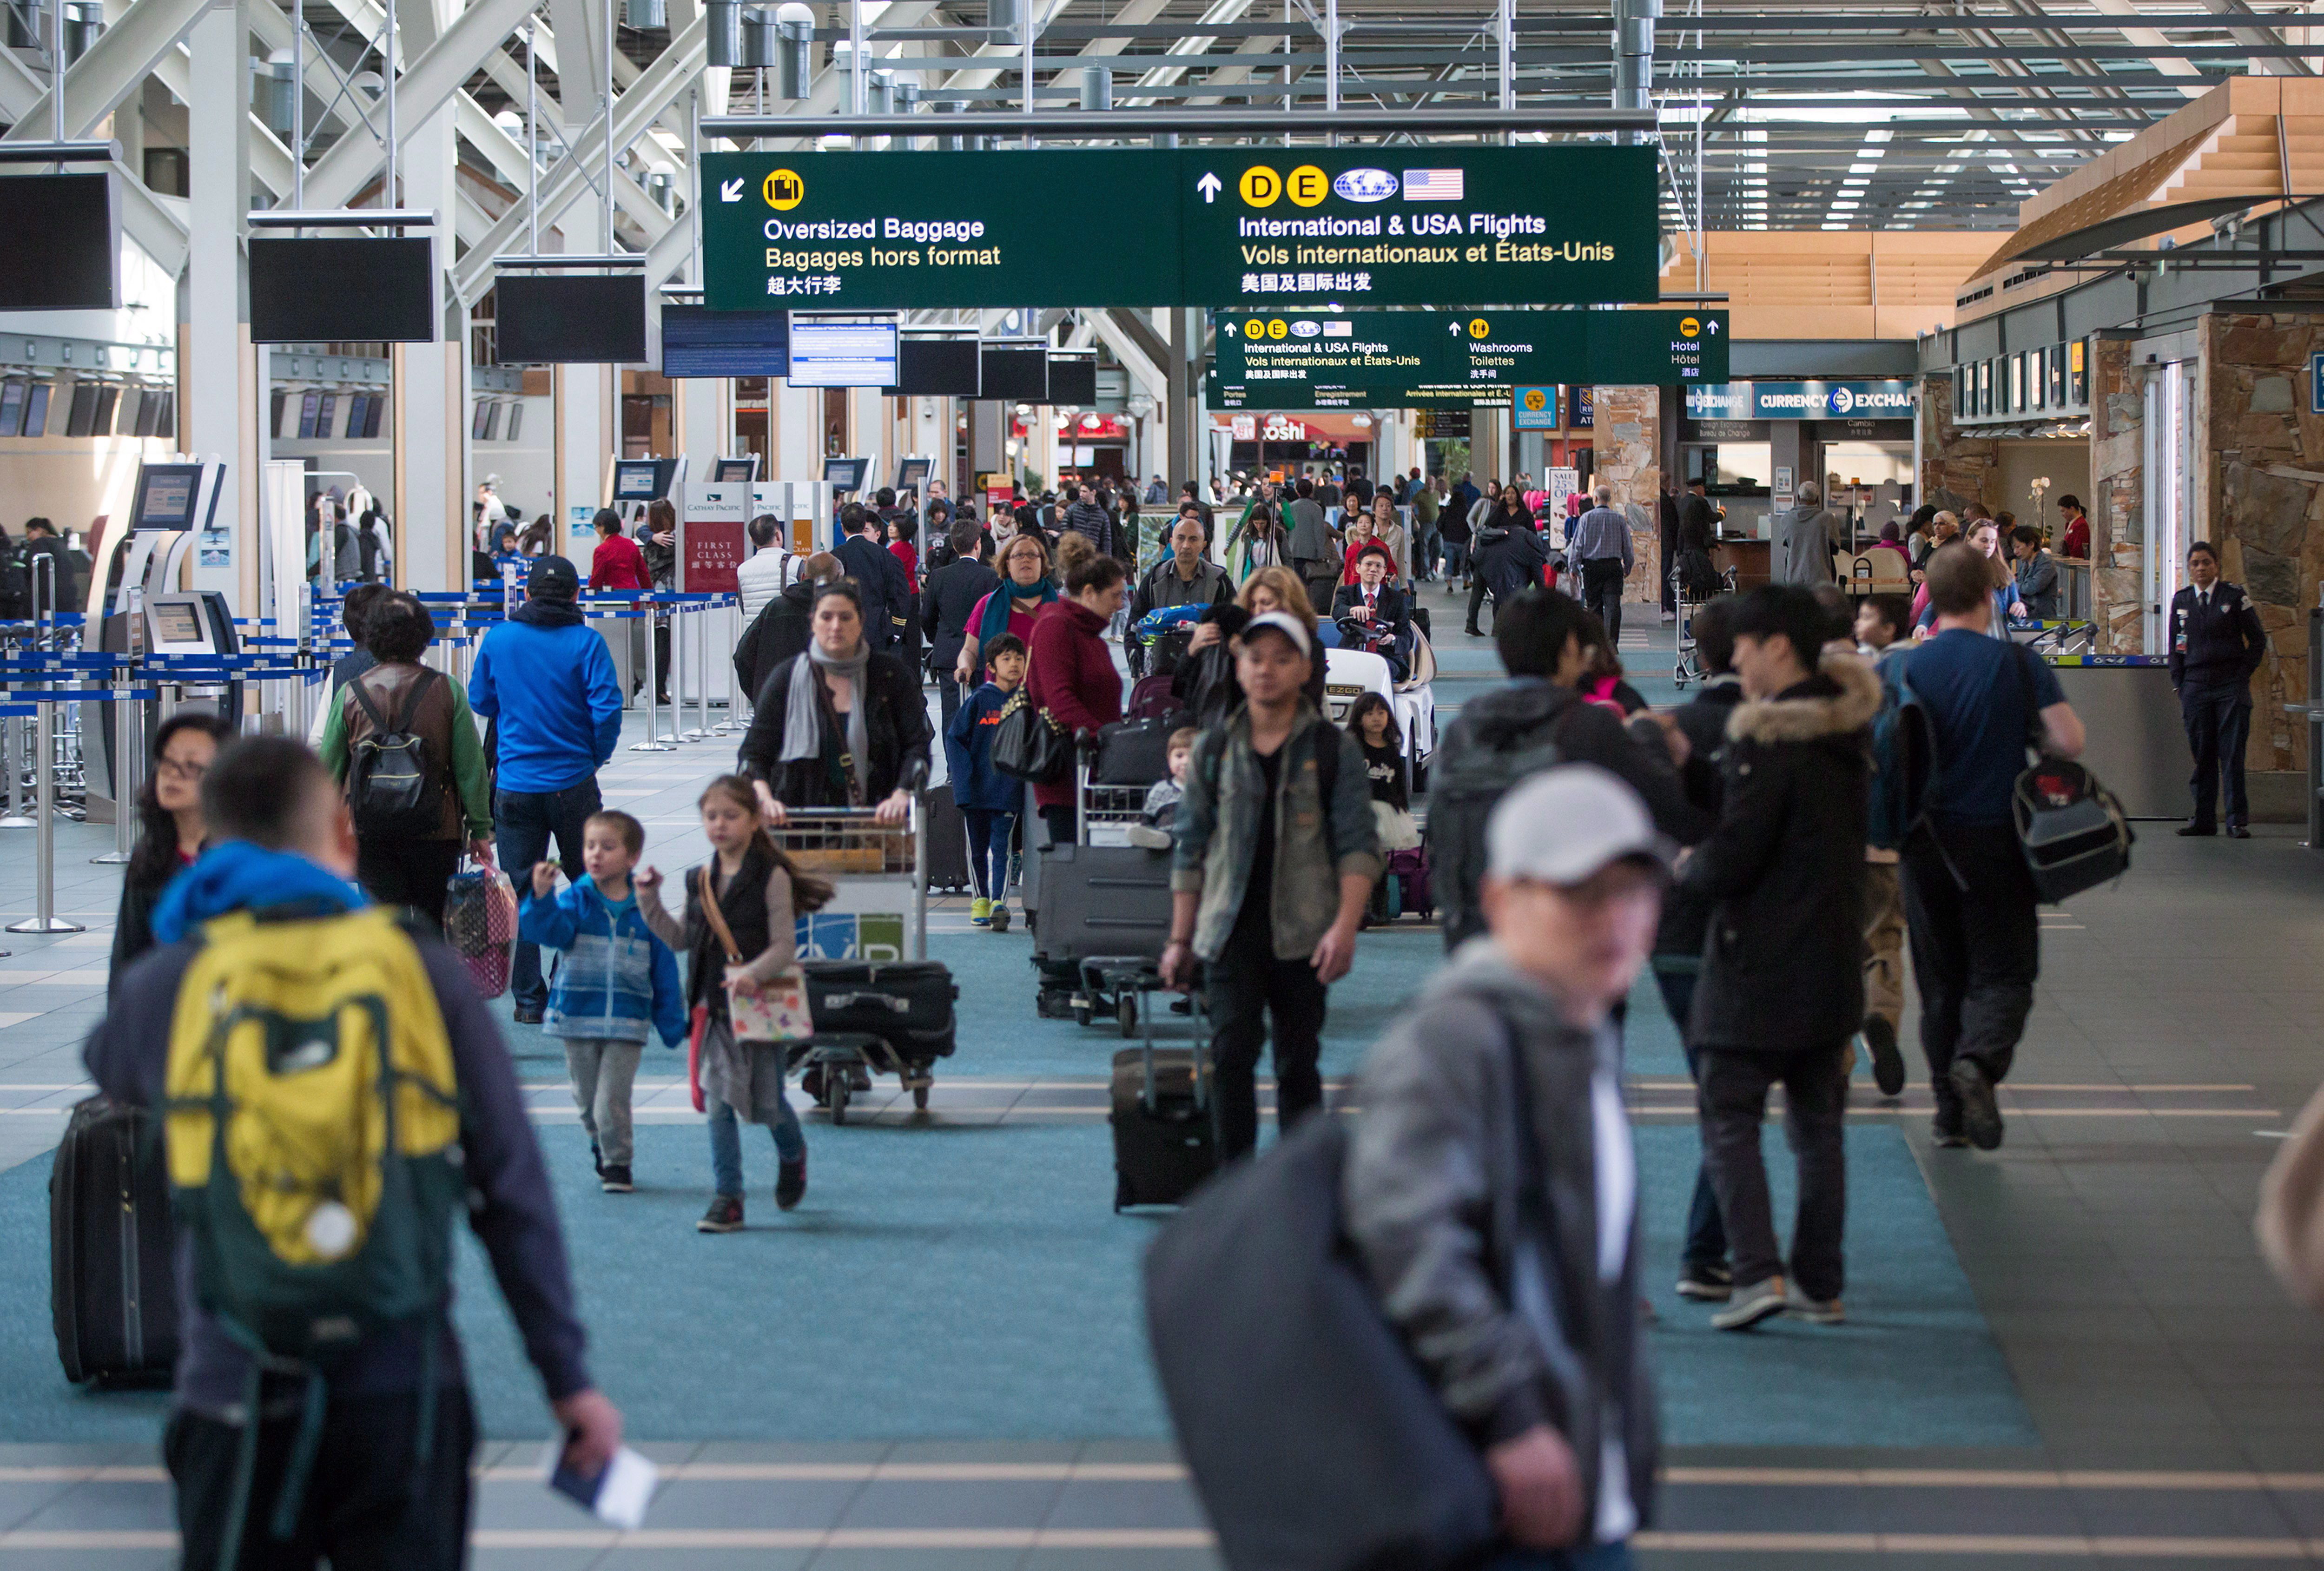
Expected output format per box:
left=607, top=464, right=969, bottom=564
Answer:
left=1343, top=764, right=1663, bottom=1567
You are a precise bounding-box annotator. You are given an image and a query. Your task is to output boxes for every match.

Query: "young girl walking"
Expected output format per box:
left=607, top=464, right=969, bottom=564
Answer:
left=640, top=775, right=834, bottom=1233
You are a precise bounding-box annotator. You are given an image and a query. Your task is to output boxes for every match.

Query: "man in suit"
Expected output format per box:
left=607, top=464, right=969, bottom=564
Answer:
left=1331, top=542, right=1411, bottom=679
left=1772, top=482, right=1841, bottom=587
left=834, top=501, right=911, bottom=650
left=2168, top=540, right=2270, bottom=838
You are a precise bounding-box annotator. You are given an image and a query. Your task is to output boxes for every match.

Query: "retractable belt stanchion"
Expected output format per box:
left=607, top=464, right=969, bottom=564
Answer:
left=629, top=594, right=675, bottom=753
left=9, top=684, right=86, bottom=935
left=714, top=594, right=740, bottom=734
left=91, top=662, right=136, bottom=864
left=0, top=707, right=28, bottom=829
left=679, top=596, right=709, bottom=743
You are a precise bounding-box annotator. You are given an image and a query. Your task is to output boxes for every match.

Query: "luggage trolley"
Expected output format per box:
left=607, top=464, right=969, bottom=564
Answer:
left=1671, top=559, right=1738, bottom=689
left=775, top=800, right=958, bottom=1124
left=1032, top=730, right=1175, bottom=1032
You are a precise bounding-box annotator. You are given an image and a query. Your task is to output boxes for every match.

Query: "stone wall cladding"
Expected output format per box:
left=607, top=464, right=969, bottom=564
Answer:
left=2090, top=337, right=2145, bottom=655
left=2205, top=311, right=2324, bottom=771
left=1917, top=373, right=2001, bottom=517
left=1595, top=385, right=1662, bottom=604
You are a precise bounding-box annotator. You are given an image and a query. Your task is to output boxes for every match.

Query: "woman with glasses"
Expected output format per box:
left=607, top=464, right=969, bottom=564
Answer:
left=107, top=711, right=235, bottom=996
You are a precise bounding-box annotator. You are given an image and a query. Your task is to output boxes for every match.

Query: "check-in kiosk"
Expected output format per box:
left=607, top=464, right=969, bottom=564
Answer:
left=86, top=457, right=235, bottom=809
left=711, top=456, right=759, bottom=484
left=676, top=469, right=752, bottom=706
left=590, top=458, right=687, bottom=700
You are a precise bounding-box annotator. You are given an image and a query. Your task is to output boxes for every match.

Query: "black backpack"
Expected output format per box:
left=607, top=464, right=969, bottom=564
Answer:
left=0, top=535, right=28, bottom=620
left=346, top=670, right=444, bottom=838
left=357, top=522, right=385, bottom=581
left=1426, top=710, right=1568, bottom=951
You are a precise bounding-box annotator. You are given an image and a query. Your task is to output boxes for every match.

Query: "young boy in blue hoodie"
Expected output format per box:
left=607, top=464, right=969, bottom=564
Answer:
left=518, top=808, right=686, bottom=1193
left=944, top=632, right=1027, bottom=931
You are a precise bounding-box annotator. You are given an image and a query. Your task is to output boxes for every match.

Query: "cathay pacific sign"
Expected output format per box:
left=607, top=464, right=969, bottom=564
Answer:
left=1686, top=381, right=1915, bottom=421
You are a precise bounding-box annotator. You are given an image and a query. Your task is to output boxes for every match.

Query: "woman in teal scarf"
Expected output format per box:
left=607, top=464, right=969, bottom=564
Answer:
left=953, top=531, right=1060, bottom=685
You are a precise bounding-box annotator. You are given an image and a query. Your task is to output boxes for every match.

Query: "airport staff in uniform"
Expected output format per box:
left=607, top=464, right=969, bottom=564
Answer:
left=2168, top=540, right=2269, bottom=839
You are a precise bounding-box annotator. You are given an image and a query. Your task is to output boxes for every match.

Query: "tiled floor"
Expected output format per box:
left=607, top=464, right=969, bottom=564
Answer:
left=2, top=602, right=2322, bottom=1566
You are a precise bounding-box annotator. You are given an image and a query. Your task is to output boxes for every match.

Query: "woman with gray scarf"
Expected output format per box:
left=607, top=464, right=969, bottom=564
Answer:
left=737, top=579, right=931, bottom=826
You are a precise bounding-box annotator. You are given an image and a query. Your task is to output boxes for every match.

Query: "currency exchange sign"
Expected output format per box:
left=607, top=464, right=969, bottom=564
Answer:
left=699, top=147, right=1661, bottom=310
left=1207, top=308, right=1729, bottom=408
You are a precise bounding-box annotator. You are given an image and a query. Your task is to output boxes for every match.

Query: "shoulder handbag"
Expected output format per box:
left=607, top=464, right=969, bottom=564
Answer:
left=990, top=640, right=1076, bottom=784
left=2008, top=643, right=2135, bottom=903
left=697, top=865, right=815, bottom=1044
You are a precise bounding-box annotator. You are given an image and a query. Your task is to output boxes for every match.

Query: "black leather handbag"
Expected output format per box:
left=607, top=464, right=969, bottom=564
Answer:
left=990, top=684, right=1073, bottom=784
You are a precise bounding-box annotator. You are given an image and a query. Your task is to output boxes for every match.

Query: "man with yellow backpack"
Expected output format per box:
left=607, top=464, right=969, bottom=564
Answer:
left=86, top=735, right=622, bottom=1570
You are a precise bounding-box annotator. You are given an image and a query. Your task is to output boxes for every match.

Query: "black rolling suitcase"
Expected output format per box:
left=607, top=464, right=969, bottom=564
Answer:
left=1032, top=844, right=1174, bottom=967
left=802, top=959, right=959, bottom=1060
left=50, top=1097, right=178, bottom=1385
left=923, top=783, right=972, bottom=894
left=1110, top=991, right=1215, bottom=1211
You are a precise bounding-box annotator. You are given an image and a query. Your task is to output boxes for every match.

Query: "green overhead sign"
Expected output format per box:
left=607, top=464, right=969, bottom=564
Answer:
left=1207, top=308, right=1728, bottom=409
left=699, top=146, right=1661, bottom=310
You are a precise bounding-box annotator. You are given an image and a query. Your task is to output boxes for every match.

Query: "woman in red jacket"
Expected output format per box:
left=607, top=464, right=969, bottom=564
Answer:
left=1024, top=552, right=1128, bottom=845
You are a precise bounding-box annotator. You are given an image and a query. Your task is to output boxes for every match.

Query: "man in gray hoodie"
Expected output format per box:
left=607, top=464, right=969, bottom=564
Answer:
left=1344, top=765, right=1661, bottom=1564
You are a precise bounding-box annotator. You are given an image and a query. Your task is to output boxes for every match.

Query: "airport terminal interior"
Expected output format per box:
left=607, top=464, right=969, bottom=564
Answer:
left=4, top=0, right=2324, bottom=1566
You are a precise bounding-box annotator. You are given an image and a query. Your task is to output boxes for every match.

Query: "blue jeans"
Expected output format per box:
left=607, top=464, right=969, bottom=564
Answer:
left=708, top=1093, right=804, bottom=1198
left=496, top=779, right=602, bottom=1010
left=1492, top=1542, right=1632, bottom=1571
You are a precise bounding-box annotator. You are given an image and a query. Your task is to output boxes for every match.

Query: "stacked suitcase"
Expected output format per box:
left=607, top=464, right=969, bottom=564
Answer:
left=50, top=1098, right=178, bottom=1385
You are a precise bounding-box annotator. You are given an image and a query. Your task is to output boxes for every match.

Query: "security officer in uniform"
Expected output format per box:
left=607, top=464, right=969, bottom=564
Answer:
left=2168, top=540, right=2269, bottom=838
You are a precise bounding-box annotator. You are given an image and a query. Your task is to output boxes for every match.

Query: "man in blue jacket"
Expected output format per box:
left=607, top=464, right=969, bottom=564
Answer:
left=469, top=554, right=625, bottom=1023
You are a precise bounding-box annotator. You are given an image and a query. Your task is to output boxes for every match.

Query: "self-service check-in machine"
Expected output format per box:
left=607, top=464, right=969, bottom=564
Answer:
left=676, top=463, right=757, bottom=706
left=86, top=456, right=236, bottom=809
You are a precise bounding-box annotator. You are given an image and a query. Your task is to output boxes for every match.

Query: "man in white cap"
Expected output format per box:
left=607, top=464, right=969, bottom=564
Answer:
left=1163, top=610, right=1380, bottom=1162
left=1343, top=765, right=1662, bottom=1567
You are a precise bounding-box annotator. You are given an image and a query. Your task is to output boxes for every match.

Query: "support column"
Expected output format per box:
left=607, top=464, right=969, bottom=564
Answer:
left=2088, top=340, right=2144, bottom=655
left=1595, top=384, right=1661, bottom=605
left=185, top=2, right=252, bottom=609
left=1164, top=307, right=1196, bottom=491
left=395, top=100, right=462, bottom=592
left=968, top=400, right=1004, bottom=497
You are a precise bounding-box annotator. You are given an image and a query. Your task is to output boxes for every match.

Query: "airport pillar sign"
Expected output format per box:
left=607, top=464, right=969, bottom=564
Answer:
left=700, top=147, right=1662, bottom=310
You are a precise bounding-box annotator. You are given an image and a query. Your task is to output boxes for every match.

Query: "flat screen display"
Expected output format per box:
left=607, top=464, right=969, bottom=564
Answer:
left=314, top=393, right=336, bottom=438
left=980, top=343, right=1048, bottom=402
left=788, top=319, right=898, bottom=387
left=495, top=275, right=647, bottom=364
left=0, top=173, right=116, bottom=310
left=149, top=599, right=204, bottom=645
left=481, top=402, right=502, bottom=441
left=471, top=400, right=492, bottom=441
left=823, top=457, right=868, bottom=493
left=134, top=387, right=164, bottom=436
left=1047, top=356, right=1097, bottom=405
left=498, top=402, right=516, bottom=441
left=891, top=338, right=980, bottom=396
left=115, top=388, right=141, bottom=436
left=90, top=384, right=117, bottom=435
left=613, top=460, right=663, bottom=500
left=24, top=382, right=50, bottom=436
left=248, top=237, right=435, bottom=343
left=132, top=465, right=203, bottom=530
left=660, top=305, right=788, bottom=377
left=297, top=391, right=321, bottom=439
left=713, top=457, right=757, bottom=482
left=0, top=381, right=25, bottom=436
left=64, top=382, right=96, bottom=436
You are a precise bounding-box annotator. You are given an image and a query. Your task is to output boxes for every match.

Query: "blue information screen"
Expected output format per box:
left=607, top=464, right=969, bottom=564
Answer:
left=659, top=305, right=790, bottom=378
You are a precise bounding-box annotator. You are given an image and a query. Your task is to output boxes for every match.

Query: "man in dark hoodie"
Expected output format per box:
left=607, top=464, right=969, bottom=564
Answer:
left=469, top=555, right=625, bottom=1025
left=86, top=735, right=621, bottom=1571
left=1647, top=594, right=1747, bottom=1304
left=1346, top=765, right=1664, bottom=1563
left=1676, top=584, right=1880, bottom=1332
left=1432, top=588, right=1712, bottom=952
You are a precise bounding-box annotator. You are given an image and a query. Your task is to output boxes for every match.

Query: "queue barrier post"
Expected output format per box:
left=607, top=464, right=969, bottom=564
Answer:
left=91, top=664, right=136, bottom=864
left=678, top=596, right=710, bottom=743
left=713, top=594, right=741, bottom=735
left=628, top=594, right=675, bottom=753
left=0, top=688, right=31, bottom=830
left=9, top=692, right=86, bottom=934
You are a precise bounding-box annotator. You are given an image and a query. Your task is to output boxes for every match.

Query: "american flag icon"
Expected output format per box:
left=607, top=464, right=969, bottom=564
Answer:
left=1402, top=168, right=1464, bottom=201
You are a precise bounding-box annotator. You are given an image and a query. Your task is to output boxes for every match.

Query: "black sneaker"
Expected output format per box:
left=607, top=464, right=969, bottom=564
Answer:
left=1862, top=1015, right=1906, bottom=1098
left=600, top=1164, right=634, bottom=1194
left=590, top=1142, right=604, bottom=1178
left=1949, top=1058, right=2005, bottom=1150
left=514, top=1006, right=545, bottom=1026
left=697, top=1195, right=745, bottom=1232
left=1931, top=1122, right=1971, bottom=1149
left=776, top=1155, right=807, bottom=1211
left=1675, top=1262, right=1733, bottom=1302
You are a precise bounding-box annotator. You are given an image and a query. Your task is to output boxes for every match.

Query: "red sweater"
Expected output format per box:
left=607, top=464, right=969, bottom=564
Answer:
left=1025, top=599, right=1122, bottom=810
left=588, top=533, right=651, bottom=592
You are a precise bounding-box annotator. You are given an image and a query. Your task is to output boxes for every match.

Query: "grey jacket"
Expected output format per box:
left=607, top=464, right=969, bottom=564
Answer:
left=1171, top=701, right=1381, bottom=961
left=1772, top=506, right=1840, bottom=585
left=1285, top=499, right=1334, bottom=570
left=1343, top=942, right=1658, bottom=1526
left=2015, top=550, right=2060, bottom=619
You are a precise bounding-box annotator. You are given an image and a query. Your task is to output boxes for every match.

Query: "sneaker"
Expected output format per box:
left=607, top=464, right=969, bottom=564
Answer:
left=776, top=1155, right=807, bottom=1211
left=2228, top=825, right=2251, bottom=839
left=513, top=1006, right=545, bottom=1026
left=696, top=1195, right=745, bottom=1232
left=1675, top=1262, right=1733, bottom=1302
left=1785, top=1286, right=1845, bottom=1325
left=1931, top=1122, right=1971, bottom=1149
left=600, top=1164, right=634, bottom=1193
left=1124, top=824, right=1173, bottom=851
left=1711, top=1276, right=1789, bottom=1332
left=989, top=904, right=1011, bottom=933
left=1949, top=1058, right=2005, bottom=1150
left=970, top=897, right=992, bottom=927
left=2177, top=823, right=2217, bottom=837
left=1862, top=1015, right=1906, bottom=1097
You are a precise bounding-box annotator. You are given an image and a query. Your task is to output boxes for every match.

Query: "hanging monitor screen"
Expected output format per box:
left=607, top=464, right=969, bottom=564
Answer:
left=891, top=337, right=980, bottom=396
left=495, top=275, right=648, bottom=364
left=1047, top=356, right=1097, bottom=405
left=787, top=319, right=897, bottom=387
left=659, top=304, right=789, bottom=377
left=0, top=173, right=116, bottom=310
left=248, top=238, right=436, bottom=343
left=980, top=343, right=1047, bottom=402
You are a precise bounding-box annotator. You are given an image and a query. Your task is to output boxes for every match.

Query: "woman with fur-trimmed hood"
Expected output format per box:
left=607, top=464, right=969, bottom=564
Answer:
left=1675, top=583, right=1882, bottom=1327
